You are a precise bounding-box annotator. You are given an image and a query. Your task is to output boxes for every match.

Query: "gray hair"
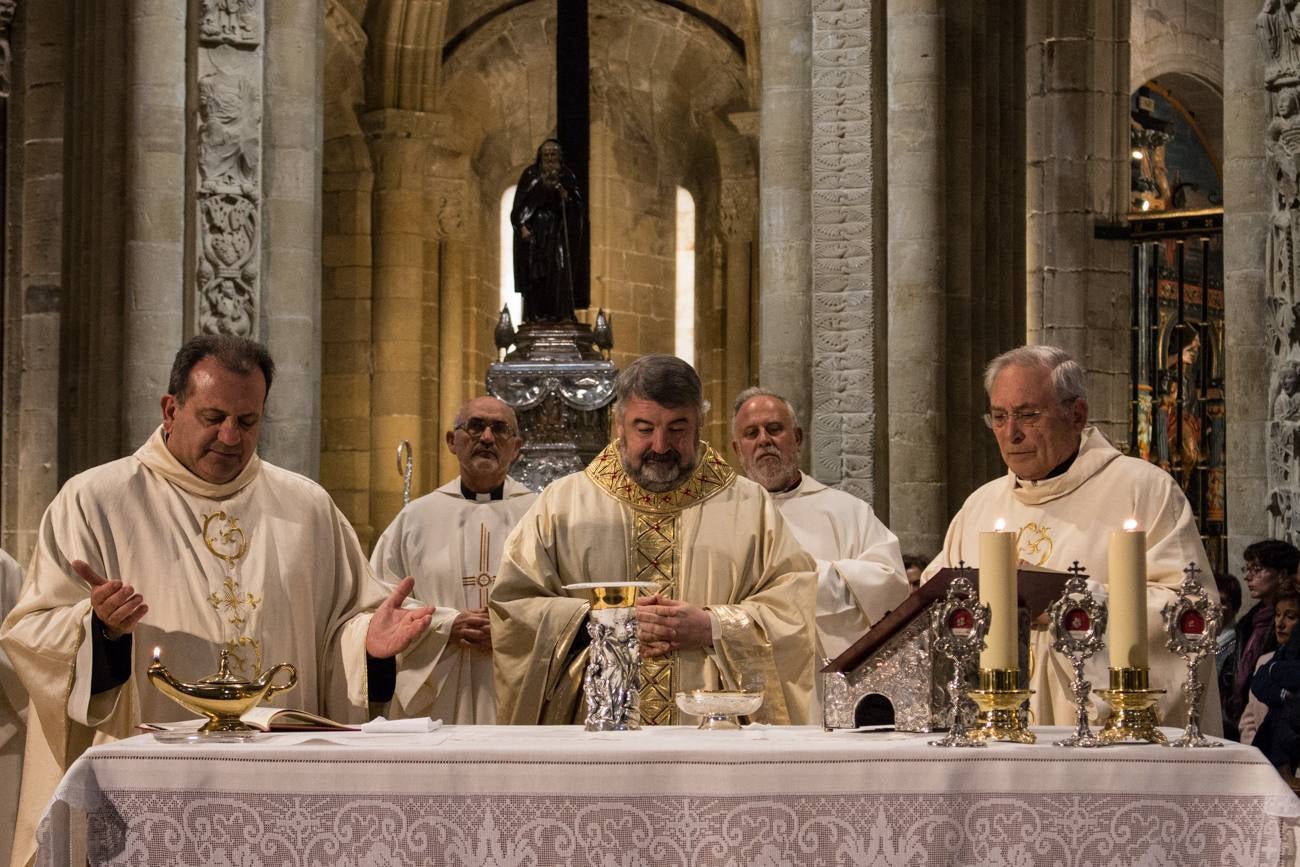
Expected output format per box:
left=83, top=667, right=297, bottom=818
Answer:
left=730, top=386, right=798, bottom=435
left=983, top=345, right=1088, bottom=404
left=613, top=354, right=704, bottom=419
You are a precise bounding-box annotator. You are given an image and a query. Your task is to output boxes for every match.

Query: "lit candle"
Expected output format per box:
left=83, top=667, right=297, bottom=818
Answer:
left=979, top=519, right=1018, bottom=670
left=1108, top=518, right=1148, bottom=669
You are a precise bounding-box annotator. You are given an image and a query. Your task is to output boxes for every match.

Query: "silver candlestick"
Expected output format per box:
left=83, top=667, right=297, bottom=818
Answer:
left=1048, top=561, right=1108, bottom=747
left=1162, top=562, right=1223, bottom=748
left=929, top=562, right=991, bottom=749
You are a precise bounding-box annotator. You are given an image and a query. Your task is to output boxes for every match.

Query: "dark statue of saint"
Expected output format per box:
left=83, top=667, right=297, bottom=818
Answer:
left=511, top=139, right=587, bottom=322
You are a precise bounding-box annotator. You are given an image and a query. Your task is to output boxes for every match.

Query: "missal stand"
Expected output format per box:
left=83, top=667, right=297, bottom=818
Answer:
left=821, top=567, right=1068, bottom=731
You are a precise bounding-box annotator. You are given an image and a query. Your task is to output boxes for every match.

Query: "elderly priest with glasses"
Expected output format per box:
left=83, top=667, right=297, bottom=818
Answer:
left=370, top=397, right=536, bottom=723
left=923, top=344, right=1219, bottom=733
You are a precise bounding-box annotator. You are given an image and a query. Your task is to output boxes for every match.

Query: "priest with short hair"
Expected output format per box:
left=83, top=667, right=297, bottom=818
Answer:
left=0, top=335, right=433, bottom=866
left=729, top=387, right=909, bottom=685
left=924, top=344, right=1219, bottom=732
left=492, top=354, right=816, bottom=726
left=370, top=396, right=536, bottom=723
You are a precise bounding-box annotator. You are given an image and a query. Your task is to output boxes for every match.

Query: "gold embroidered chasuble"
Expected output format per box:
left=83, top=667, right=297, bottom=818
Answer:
left=0, top=427, right=386, bottom=867
left=922, top=426, right=1220, bottom=733
left=491, top=442, right=817, bottom=726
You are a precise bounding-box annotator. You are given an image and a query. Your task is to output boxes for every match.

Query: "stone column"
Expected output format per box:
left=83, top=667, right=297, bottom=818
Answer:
left=809, top=0, right=889, bottom=507
left=5, top=0, right=66, bottom=559
left=887, top=0, right=945, bottom=554
left=1252, top=2, right=1297, bottom=549
left=1025, top=0, right=1131, bottom=441
left=259, top=0, right=322, bottom=475
left=721, top=176, right=755, bottom=405
left=122, top=0, right=185, bottom=450
left=363, top=108, right=440, bottom=536
left=433, top=173, right=467, bottom=487
left=758, top=0, right=812, bottom=445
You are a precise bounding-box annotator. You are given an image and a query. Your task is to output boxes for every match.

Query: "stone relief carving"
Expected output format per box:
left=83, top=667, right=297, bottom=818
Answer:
left=809, top=0, right=882, bottom=496
left=1261, top=0, right=1300, bottom=543
left=719, top=178, right=756, bottom=242
left=200, top=0, right=261, bottom=47
left=431, top=180, right=467, bottom=240
left=0, top=0, right=16, bottom=99
left=194, top=3, right=262, bottom=338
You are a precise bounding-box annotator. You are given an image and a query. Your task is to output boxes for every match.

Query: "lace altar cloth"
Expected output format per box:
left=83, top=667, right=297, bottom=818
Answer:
left=38, top=725, right=1300, bottom=867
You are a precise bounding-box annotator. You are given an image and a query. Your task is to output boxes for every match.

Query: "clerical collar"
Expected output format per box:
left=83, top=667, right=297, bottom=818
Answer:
left=1042, top=449, right=1079, bottom=480
left=461, top=480, right=505, bottom=502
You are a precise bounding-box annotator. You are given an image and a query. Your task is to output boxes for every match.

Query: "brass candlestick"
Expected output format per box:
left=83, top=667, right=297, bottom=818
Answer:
left=969, top=668, right=1035, bottom=744
left=1096, top=666, right=1166, bottom=745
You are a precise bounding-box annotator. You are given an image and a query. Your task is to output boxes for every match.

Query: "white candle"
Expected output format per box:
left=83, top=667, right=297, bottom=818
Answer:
left=1108, top=519, right=1148, bottom=669
left=979, top=520, right=1018, bottom=670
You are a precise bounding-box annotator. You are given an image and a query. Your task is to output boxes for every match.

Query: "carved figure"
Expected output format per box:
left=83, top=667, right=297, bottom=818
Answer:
left=198, top=71, right=260, bottom=193
left=510, top=140, right=586, bottom=322
left=200, top=0, right=259, bottom=45
left=199, top=278, right=255, bottom=337
left=1276, top=360, right=1300, bottom=421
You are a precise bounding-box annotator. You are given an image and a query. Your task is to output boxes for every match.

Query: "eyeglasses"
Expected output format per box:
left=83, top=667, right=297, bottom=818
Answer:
left=982, top=399, right=1076, bottom=430
left=455, top=418, right=516, bottom=439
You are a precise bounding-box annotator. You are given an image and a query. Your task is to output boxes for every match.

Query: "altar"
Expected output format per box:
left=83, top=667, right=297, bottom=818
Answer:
left=38, top=725, right=1300, bottom=867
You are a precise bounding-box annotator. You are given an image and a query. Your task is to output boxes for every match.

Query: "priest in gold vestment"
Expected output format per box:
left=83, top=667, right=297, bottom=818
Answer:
left=924, top=345, right=1220, bottom=733
left=492, top=355, right=816, bottom=726
left=0, top=336, right=432, bottom=867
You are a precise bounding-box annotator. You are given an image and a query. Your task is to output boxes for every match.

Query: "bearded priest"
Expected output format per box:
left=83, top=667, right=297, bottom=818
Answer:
left=492, top=354, right=816, bottom=726
left=0, top=336, right=433, bottom=866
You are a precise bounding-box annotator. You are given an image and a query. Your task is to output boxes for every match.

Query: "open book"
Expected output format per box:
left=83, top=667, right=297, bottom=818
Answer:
left=140, top=706, right=357, bottom=733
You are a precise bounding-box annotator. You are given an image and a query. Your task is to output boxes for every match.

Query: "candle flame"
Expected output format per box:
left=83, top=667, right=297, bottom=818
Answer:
left=152, top=646, right=161, bottom=660
left=994, top=518, right=1006, bottom=532
left=1123, top=518, right=1138, bottom=532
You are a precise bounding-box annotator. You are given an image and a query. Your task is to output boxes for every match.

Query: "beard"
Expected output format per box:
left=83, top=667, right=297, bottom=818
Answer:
left=744, top=448, right=800, bottom=493
left=619, top=440, right=699, bottom=493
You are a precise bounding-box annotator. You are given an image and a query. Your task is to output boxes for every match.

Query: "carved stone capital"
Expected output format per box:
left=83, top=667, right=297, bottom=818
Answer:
left=361, top=108, right=448, bottom=142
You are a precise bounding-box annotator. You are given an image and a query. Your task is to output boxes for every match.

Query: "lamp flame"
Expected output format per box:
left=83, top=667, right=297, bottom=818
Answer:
left=152, top=646, right=161, bottom=661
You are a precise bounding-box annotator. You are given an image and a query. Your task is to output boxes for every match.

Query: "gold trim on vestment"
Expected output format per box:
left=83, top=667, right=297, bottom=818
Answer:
left=585, top=443, right=736, bottom=724
left=203, top=510, right=262, bottom=675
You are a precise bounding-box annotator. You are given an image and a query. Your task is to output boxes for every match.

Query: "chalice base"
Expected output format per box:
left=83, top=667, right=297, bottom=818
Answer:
left=1167, top=731, right=1223, bottom=749
left=1095, top=690, right=1167, bottom=745
left=968, top=689, right=1036, bottom=744
left=1054, top=732, right=1104, bottom=748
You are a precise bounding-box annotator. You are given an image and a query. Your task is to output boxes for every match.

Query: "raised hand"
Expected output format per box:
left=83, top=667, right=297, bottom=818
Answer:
left=74, top=560, right=147, bottom=640
left=366, top=576, right=434, bottom=659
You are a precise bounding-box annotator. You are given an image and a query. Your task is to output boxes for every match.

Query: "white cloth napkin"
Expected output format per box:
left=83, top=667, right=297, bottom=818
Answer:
left=359, top=716, right=442, bottom=733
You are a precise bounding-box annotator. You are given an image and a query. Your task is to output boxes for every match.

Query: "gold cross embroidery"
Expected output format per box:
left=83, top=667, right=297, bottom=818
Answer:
left=201, top=510, right=262, bottom=675
left=461, top=524, right=494, bottom=608
left=208, top=577, right=261, bottom=630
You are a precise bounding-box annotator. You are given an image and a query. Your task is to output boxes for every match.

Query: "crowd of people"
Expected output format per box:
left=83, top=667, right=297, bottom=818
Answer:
left=0, top=334, right=1267, bottom=866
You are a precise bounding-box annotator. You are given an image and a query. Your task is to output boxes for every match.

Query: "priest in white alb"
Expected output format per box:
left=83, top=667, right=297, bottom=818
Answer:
left=923, top=344, right=1219, bottom=732
left=371, top=396, right=536, bottom=723
left=0, top=336, right=433, bottom=867
left=729, top=387, right=909, bottom=688
left=0, top=548, right=26, bottom=867
left=492, top=354, right=817, bottom=726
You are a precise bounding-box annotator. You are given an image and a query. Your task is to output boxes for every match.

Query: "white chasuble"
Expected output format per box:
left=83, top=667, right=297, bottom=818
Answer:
left=492, top=443, right=817, bottom=726
left=0, top=427, right=386, bottom=867
left=370, top=477, right=536, bottom=723
left=923, top=426, right=1220, bottom=733
left=771, top=472, right=910, bottom=661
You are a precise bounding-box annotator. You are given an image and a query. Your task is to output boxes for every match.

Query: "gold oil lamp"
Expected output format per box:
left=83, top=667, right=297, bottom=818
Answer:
left=148, top=646, right=297, bottom=740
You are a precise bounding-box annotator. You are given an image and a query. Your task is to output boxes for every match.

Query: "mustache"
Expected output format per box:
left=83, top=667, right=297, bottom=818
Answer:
left=639, top=448, right=681, bottom=464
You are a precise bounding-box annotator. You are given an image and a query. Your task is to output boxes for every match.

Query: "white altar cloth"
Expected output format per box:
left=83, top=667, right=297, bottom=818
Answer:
left=38, top=725, right=1300, bottom=867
